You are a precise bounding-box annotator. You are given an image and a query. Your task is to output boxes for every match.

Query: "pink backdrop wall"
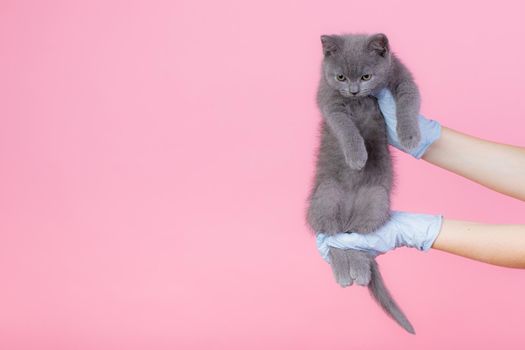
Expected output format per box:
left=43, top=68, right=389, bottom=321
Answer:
left=1, top=0, right=524, bottom=349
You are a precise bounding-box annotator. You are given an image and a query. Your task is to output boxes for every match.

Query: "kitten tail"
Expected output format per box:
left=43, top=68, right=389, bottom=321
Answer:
left=368, top=259, right=415, bottom=334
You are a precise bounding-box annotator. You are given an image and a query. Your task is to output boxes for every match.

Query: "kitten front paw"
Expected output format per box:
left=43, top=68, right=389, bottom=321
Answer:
left=343, top=140, right=368, bottom=170
left=397, top=117, right=421, bottom=150
left=329, top=248, right=372, bottom=287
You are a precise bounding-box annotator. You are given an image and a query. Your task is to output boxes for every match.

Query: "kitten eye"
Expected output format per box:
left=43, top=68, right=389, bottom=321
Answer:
left=335, top=74, right=346, bottom=82
left=361, top=74, right=372, bottom=81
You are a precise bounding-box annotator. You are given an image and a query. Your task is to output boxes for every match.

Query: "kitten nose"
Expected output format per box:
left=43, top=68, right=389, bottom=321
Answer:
left=351, top=92, right=358, bottom=95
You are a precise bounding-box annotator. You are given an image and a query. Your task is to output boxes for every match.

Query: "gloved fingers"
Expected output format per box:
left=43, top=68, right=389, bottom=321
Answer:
left=375, top=88, right=402, bottom=149
left=315, top=233, right=331, bottom=263
left=318, top=230, right=390, bottom=260
left=325, top=232, right=380, bottom=255
left=374, top=87, right=394, bottom=105
left=374, top=88, right=442, bottom=159
left=375, top=88, right=397, bottom=122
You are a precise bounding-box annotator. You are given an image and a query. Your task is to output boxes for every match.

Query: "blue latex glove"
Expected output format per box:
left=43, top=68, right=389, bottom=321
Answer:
left=316, top=211, right=443, bottom=262
left=375, top=88, right=442, bottom=159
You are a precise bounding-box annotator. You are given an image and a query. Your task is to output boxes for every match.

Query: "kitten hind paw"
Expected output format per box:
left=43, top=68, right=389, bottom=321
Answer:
left=329, top=248, right=372, bottom=287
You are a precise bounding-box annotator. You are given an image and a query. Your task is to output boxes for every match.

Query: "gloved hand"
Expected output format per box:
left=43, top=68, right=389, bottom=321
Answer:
left=374, top=88, right=442, bottom=159
left=316, top=211, right=443, bottom=262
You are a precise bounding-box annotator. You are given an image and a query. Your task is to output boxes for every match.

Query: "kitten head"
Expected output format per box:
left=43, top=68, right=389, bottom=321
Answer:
left=320, top=33, right=392, bottom=98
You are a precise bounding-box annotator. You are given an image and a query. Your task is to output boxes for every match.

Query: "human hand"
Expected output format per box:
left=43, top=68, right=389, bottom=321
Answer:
left=316, top=211, right=443, bottom=262
left=374, top=88, right=442, bottom=159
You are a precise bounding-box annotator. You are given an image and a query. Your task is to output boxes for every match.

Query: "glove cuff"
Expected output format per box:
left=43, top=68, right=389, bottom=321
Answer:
left=391, top=211, right=444, bottom=251
left=420, top=214, right=444, bottom=251
left=411, top=117, right=442, bottom=159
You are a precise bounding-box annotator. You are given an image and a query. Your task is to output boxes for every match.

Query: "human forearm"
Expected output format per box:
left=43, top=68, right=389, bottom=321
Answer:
left=432, top=219, right=525, bottom=268
left=317, top=212, right=525, bottom=269
left=422, top=127, right=525, bottom=201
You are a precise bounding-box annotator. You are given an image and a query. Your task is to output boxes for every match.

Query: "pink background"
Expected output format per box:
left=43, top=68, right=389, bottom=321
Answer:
left=1, top=0, right=524, bottom=349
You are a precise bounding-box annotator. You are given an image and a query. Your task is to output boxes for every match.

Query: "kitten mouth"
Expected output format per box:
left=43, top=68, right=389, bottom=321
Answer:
left=340, top=91, right=361, bottom=98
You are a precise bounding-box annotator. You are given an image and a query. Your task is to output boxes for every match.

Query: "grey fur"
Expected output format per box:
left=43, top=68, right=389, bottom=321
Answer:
left=306, top=33, right=420, bottom=334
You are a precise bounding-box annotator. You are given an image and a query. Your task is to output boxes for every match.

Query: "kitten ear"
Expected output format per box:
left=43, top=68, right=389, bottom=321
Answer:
left=367, top=33, right=389, bottom=57
left=320, top=35, right=340, bottom=56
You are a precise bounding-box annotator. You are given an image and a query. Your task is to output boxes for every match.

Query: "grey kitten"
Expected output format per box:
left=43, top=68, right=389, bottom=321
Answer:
left=306, top=33, right=421, bottom=334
